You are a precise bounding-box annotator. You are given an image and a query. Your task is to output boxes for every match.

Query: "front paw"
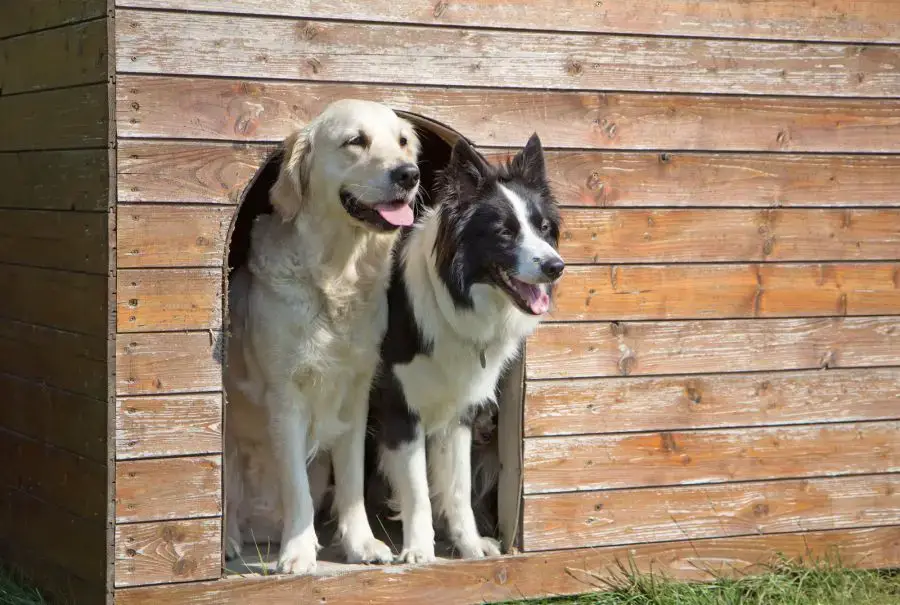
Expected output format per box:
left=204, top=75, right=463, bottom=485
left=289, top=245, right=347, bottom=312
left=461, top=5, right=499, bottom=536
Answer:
left=397, top=543, right=436, bottom=564
left=456, top=535, right=501, bottom=559
left=224, top=534, right=242, bottom=561
left=343, top=535, right=393, bottom=564
left=277, top=531, right=320, bottom=574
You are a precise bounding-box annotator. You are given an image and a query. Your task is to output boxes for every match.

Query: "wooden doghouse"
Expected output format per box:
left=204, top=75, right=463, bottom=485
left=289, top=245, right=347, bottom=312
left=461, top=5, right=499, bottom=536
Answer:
left=3, top=1, right=900, bottom=603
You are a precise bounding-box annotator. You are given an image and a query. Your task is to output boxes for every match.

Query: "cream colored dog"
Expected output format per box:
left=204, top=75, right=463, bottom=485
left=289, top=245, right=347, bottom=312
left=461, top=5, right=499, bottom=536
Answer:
left=225, top=100, right=421, bottom=573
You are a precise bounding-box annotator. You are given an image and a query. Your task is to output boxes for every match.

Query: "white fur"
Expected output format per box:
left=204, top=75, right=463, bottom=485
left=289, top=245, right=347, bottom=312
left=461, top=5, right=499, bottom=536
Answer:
left=225, top=99, right=420, bottom=573
left=502, top=184, right=563, bottom=284
left=384, top=186, right=551, bottom=559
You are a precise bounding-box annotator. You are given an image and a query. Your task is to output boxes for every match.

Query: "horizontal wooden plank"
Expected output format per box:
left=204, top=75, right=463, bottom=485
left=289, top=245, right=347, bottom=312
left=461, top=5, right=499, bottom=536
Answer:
left=561, top=209, right=900, bottom=263
left=551, top=262, right=900, bottom=322
left=117, top=141, right=269, bottom=204
left=524, top=368, right=900, bottom=438
left=0, top=210, right=107, bottom=273
left=115, top=527, right=900, bottom=605
left=523, top=474, right=900, bottom=551
left=116, top=394, right=222, bottom=459
left=116, top=331, right=222, bottom=395
left=0, top=0, right=106, bottom=38
left=118, top=205, right=234, bottom=268
left=114, top=518, right=221, bottom=587
left=527, top=316, right=900, bottom=379
left=114, top=0, right=900, bottom=43
left=116, top=455, right=222, bottom=522
left=0, top=374, right=106, bottom=461
left=0, top=263, right=107, bottom=335
left=0, top=488, right=106, bottom=585
left=118, top=76, right=900, bottom=152
left=0, top=149, right=109, bottom=211
left=117, top=142, right=900, bottom=209
left=116, top=10, right=900, bottom=97
left=0, top=19, right=107, bottom=94
left=117, top=268, right=223, bottom=332
left=524, top=420, right=900, bottom=494
left=0, top=429, right=106, bottom=521
left=0, top=318, right=107, bottom=398
left=0, top=84, right=109, bottom=151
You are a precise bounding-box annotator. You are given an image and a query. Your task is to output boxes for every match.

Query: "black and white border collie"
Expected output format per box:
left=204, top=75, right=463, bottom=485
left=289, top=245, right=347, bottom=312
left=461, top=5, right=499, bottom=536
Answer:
left=369, top=134, right=564, bottom=562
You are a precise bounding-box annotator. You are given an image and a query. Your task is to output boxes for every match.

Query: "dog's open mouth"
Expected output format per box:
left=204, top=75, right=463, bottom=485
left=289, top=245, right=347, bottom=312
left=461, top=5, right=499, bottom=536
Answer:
left=490, top=265, right=551, bottom=315
left=340, top=190, right=414, bottom=231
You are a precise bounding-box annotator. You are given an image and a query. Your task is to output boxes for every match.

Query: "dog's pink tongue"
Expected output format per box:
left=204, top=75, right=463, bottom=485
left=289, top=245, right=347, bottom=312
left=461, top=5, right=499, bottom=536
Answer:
left=514, top=282, right=551, bottom=315
left=375, top=202, right=414, bottom=226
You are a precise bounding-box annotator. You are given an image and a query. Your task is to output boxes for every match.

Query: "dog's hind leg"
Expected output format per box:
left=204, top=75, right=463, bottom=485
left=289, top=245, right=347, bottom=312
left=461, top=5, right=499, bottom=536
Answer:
left=267, top=385, right=321, bottom=574
left=331, top=376, right=393, bottom=564
left=430, top=423, right=501, bottom=559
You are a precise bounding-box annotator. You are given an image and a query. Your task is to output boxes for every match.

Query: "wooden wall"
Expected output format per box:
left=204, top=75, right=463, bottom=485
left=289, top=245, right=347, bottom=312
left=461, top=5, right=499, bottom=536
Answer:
left=0, top=2, right=113, bottom=602
left=110, top=0, right=900, bottom=599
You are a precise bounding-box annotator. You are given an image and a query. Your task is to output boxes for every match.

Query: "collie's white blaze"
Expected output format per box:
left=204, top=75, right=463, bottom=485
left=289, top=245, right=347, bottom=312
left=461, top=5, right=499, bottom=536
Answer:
left=498, top=184, right=562, bottom=285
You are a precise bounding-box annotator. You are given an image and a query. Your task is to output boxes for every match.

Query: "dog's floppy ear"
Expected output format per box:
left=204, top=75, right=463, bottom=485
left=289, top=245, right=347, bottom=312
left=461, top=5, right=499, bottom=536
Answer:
left=447, top=138, right=492, bottom=202
left=508, top=132, right=547, bottom=186
left=269, top=127, right=313, bottom=222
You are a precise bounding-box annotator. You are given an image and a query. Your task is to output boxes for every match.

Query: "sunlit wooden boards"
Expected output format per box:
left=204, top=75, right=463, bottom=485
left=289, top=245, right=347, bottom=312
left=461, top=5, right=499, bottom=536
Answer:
left=110, top=0, right=900, bottom=597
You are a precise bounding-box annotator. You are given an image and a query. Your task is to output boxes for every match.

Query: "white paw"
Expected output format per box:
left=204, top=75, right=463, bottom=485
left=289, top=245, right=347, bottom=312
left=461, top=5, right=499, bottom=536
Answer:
left=456, top=535, right=501, bottom=559
left=277, top=532, right=320, bottom=574
left=343, top=536, right=394, bottom=564
left=224, top=534, right=242, bottom=561
left=397, top=543, right=436, bottom=564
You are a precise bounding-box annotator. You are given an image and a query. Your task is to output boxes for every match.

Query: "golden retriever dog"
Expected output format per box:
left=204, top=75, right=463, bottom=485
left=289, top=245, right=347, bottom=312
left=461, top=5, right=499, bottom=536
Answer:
left=224, top=100, right=421, bottom=573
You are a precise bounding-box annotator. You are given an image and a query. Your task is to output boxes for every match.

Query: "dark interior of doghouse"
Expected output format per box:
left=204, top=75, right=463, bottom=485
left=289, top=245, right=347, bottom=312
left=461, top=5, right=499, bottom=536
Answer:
left=224, top=117, right=508, bottom=575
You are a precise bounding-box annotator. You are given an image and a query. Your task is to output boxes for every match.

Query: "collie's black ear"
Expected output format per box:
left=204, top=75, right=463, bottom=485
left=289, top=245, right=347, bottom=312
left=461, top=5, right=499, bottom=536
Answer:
left=447, top=138, right=493, bottom=202
left=508, top=132, right=547, bottom=185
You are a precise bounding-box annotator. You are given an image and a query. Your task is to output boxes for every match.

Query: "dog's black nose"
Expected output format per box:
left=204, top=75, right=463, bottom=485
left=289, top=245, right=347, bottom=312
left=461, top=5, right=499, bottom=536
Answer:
left=391, top=164, right=420, bottom=190
left=541, top=257, right=565, bottom=280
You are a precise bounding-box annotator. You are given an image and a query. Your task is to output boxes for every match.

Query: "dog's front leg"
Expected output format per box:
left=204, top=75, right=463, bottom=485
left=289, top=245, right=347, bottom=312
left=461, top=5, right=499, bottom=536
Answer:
left=380, top=427, right=435, bottom=563
left=331, top=378, right=393, bottom=564
left=430, top=422, right=501, bottom=559
left=266, top=386, right=320, bottom=574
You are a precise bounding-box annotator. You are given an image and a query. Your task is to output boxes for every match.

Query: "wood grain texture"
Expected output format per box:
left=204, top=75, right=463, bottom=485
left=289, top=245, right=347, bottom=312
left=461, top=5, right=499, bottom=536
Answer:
left=560, top=209, right=900, bottom=263
left=0, top=374, right=106, bottom=462
left=114, top=518, right=221, bottom=587
left=117, top=205, right=234, bottom=268
left=116, top=455, right=222, bottom=522
left=0, top=19, right=107, bottom=94
left=0, top=429, right=106, bottom=520
left=527, top=316, right=900, bottom=379
left=551, top=262, right=900, bottom=321
left=115, top=10, right=900, bottom=97
left=116, top=331, right=222, bottom=395
left=523, top=420, right=900, bottom=494
left=0, top=84, right=109, bottom=151
left=0, top=488, right=106, bottom=584
left=523, top=474, right=900, bottom=551
left=118, top=141, right=270, bottom=204
left=116, top=141, right=900, bottom=208
left=114, top=527, right=900, bottom=605
left=117, top=268, right=223, bottom=332
left=0, top=210, right=107, bottom=273
left=114, top=0, right=900, bottom=43
left=0, top=0, right=106, bottom=38
left=0, top=150, right=109, bottom=211
left=524, top=368, right=900, bottom=437
left=117, top=76, right=900, bottom=152
left=116, top=394, right=222, bottom=459
left=0, top=318, right=107, bottom=398
left=0, top=264, right=107, bottom=335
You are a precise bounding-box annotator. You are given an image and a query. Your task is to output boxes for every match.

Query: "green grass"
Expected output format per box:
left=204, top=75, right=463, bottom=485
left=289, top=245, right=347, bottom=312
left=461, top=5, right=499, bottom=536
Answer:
left=509, top=559, right=900, bottom=605
left=0, top=568, right=45, bottom=605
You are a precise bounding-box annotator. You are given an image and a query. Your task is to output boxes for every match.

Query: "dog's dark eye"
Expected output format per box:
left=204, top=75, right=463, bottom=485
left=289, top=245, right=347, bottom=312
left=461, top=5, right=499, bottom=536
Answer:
left=399, top=135, right=408, bottom=147
left=540, top=219, right=552, bottom=234
left=343, top=133, right=369, bottom=148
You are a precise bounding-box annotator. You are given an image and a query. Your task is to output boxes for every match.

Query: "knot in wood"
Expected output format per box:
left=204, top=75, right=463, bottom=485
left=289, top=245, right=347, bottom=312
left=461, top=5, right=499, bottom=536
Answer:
left=433, top=0, right=448, bottom=17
